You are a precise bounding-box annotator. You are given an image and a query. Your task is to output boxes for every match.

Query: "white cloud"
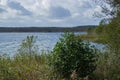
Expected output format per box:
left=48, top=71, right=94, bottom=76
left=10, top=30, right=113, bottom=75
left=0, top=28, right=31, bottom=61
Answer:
left=0, top=0, right=102, bottom=27
left=0, top=0, right=8, bottom=5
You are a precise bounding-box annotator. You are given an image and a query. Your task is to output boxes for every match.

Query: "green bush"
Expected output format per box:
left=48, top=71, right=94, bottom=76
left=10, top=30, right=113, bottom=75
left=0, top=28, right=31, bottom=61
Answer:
left=51, top=32, right=97, bottom=79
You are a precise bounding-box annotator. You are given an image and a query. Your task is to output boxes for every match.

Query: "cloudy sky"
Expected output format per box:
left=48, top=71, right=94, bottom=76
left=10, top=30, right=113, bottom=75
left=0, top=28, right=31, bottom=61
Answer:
left=0, top=0, right=102, bottom=27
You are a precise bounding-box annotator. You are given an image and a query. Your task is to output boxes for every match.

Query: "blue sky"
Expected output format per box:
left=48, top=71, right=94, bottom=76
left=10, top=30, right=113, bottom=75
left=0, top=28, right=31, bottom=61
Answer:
left=0, top=0, right=102, bottom=27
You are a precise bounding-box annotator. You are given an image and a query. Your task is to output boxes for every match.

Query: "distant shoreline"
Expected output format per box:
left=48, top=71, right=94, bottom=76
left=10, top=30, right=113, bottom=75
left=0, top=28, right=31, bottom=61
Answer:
left=0, top=25, right=97, bottom=32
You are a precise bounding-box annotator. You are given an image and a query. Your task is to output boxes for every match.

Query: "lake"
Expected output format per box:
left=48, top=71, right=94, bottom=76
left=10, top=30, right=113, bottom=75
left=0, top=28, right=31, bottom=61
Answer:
left=0, top=32, right=104, bottom=56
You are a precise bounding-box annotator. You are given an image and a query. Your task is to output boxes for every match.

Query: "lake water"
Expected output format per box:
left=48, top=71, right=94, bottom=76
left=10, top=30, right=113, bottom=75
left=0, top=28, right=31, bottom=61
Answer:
left=0, top=32, right=104, bottom=56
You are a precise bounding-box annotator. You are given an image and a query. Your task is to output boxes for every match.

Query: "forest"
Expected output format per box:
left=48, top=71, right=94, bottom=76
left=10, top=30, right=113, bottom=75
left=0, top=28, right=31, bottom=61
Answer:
left=0, top=26, right=96, bottom=32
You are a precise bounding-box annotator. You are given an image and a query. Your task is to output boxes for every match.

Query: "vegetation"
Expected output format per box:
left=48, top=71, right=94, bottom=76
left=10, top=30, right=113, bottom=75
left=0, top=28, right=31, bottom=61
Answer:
left=0, top=26, right=96, bottom=32
left=93, top=0, right=120, bottom=53
left=92, top=52, right=120, bottom=80
left=94, top=0, right=120, bottom=17
left=87, top=27, right=94, bottom=35
left=0, top=36, right=51, bottom=80
left=50, top=33, right=97, bottom=80
left=78, top=0, right=120, bottom=80
left=0, top=53, right=50, bottom=80
left=0, top=1, right=120, bottom=79
left=77, top=24, right=106, bottom=43
left=17, top=36, right=38, bottom=56
left=0, top=29, right=120, bottom=80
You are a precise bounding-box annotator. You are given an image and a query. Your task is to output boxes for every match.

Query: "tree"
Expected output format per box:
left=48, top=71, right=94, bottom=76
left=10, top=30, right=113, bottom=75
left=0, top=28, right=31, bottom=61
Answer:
left=17, top=36, right=38, bottom=56
left=104, top=15, right=120, bottom=54
left=95, top=25, right=103, bottom=35
left=94, top=0, right=120, bottom=54
left=94, top=0, right=120, bottom=17
left=94, top=19, right=108, bottom=36
left=51, top=32, right=97, bottom=79
left=87, top=27, right=93, bottom=35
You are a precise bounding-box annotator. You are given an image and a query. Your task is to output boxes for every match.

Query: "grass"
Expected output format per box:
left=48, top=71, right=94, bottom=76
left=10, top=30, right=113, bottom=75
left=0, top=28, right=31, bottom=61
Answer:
left=0, top=53, right=52, bottom=80
left=0, top=35, right=119, bottom=80
left=0, top=51, right=119, bottom=80
left=79, top=34, right=107, bottom=44
left=79, top=34, right=97, bottom=41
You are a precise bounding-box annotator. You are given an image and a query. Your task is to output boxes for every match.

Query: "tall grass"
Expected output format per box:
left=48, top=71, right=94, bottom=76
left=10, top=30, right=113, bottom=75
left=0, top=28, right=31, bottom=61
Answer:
left=92, top=52, right=120, bottom=80
left=0, top=53, right=52, bottom=80
left=0, top=35, right=119, bottom=80
left=0, top=36, right=52, bottom=80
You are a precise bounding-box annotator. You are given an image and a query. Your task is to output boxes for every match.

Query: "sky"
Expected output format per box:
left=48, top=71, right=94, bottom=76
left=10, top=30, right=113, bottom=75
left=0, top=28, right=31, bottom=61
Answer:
left=0, top=0, right=102, bottom=27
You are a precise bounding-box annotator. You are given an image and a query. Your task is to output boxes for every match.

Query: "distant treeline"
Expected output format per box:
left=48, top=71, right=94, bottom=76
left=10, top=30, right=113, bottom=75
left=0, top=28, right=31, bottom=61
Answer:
left=0, top=25, right=97, bottom=32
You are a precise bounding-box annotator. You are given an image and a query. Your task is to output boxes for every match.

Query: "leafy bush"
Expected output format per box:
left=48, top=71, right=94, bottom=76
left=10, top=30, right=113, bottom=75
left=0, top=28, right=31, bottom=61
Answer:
left=51, top=32, right=97, bottom=79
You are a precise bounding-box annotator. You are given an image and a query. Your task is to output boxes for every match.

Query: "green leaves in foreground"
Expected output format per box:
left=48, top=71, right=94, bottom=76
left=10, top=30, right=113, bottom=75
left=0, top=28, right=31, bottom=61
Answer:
left=51, top=32, right=97, bottom=79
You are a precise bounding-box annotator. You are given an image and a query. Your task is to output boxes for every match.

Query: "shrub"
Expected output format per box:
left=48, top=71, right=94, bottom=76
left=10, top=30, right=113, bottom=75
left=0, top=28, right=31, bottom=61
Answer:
left=51, top=32, right=97, bottom=79
left=17, top=36, right=38, bottom=56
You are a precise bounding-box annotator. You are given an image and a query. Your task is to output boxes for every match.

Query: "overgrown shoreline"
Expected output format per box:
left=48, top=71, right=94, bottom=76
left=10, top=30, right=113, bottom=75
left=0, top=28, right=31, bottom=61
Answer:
left=0, top=33, right=119, bottom=80
left=78, top=34, right=107, bottom=44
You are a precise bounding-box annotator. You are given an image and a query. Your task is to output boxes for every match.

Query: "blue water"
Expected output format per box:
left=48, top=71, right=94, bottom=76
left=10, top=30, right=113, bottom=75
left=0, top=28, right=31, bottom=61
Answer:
left=0, top=32, right=104, bottom=55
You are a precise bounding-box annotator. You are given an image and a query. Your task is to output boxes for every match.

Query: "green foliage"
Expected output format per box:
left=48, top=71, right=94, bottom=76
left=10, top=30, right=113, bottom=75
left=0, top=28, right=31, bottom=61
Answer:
left=0, top=53, right=51, bottom=80
left=0, top=36, right=51, bottom=80
left=94, top=18, right=108, bottom=36
left=94, top=25, right=107, bottom=44
left=94, top=0, right=120, bottom=54
left=103, top=14, right=120, bottom=54
left=86, top=1, right=120, bottom=79
left=17, top=36, right=38, bottom=56
left=87, top=27, right=94, bottom=35
left=93, top=9, right=120, bottom=79
left=94, top=0, right=120, bottom=16
left=94, top=25, right=103, bottom=35
left=92, top=52, right=120, bottom=80
left=51, top=32, right=97, bottom=79
left=0, top=33, right=120, bottom=80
